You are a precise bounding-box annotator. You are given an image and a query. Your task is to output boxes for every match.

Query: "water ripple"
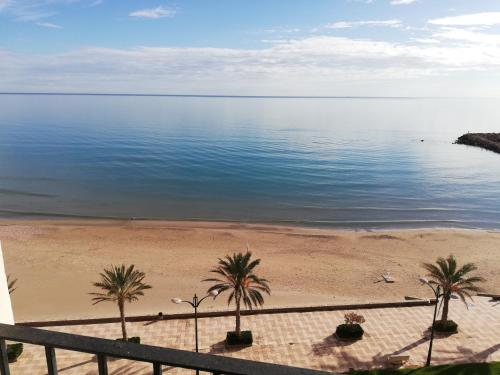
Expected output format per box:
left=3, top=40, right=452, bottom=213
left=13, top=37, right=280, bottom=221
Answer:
left=1, top=95, right=500, bottom=228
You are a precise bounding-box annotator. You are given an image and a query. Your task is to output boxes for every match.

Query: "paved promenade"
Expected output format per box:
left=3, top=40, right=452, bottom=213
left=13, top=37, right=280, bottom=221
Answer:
left=10, top=297, right=499, bottom=374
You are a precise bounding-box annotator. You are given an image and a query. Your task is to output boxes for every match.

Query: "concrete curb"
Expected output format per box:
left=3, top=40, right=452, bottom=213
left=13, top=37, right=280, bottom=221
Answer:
left=17, top=299, right=437, bottom=328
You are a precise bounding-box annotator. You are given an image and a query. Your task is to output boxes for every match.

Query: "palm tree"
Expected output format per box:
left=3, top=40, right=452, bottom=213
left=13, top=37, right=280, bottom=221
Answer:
left=90, top=264, right=151, bottom=340
left=7, top=274, right=17, bottom=294
left=422, top=255, right=484, bottom=322
left=204, top=251, right=270, bottom=335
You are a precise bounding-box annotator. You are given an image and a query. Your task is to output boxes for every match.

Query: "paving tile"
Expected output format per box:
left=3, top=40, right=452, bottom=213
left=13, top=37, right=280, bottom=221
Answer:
left=7, top=297, right=500, bottom=374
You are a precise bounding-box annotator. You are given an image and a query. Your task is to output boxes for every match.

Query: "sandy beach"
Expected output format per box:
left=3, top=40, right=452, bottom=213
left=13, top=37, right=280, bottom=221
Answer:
left=1, top=220, right=499, bottom=322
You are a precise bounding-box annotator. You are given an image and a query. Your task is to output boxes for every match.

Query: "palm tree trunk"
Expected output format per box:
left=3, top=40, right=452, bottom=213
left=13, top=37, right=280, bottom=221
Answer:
left=441, top=295, right=450, bottom=322
left=118, top=299, right=127, bottom=340
left=235, top=297, right=241, bottom=335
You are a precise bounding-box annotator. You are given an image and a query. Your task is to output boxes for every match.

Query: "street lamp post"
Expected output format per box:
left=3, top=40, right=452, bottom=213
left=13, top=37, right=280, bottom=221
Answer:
left=419, top=277, right=441, bottom=367
left=171, top=290, right=218, bottom=374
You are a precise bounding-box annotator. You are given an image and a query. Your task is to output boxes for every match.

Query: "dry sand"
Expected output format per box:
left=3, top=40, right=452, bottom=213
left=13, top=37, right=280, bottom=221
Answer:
left=1, top=220, right=498, bottom=322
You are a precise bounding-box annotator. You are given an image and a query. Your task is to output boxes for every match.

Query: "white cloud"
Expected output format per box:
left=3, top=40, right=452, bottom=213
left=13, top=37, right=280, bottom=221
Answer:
left=264, top=27, right=301, bottom=34
left=391, top=0, right=417, bottom=5
left=129, top=6, right=175, bottom=19
left=348, top=0, right=375, bottom=4
left=88, top=0, right=103, bottom=7
left=412, top=38, right=440, bottom=44
left=0, top=1, right=104, bottom=21
left=434, top=28, right=500, bottom=45
left=36, top=21, right=63, bottom=29
left=326, top=20, right=402, bottom=29
left=4, top=1, right=55, bottom=21
left=0, top=0, right=12, bottom=11
left=3, top=3, right=500, bottom=97
left=429, top=12, right=500, bottom=27
left=261, top=39, right=289, bottom=44
left=3, top=33, right=500, bottom=96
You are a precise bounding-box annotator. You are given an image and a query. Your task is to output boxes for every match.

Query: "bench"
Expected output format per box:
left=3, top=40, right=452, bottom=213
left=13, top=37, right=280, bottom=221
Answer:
left=387, top=355, right=410, bottom=367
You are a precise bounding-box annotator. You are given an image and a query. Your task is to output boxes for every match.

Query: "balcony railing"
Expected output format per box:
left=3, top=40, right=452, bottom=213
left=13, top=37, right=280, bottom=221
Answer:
left=0, top=323, right=335, bottom=375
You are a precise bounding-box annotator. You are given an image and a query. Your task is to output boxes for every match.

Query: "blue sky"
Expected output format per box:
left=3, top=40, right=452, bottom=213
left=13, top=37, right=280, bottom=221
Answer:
left=2, top=0, right=500, bottom=95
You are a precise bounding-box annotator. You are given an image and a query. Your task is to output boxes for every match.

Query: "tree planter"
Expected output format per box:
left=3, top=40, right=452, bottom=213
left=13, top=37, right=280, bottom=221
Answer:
left=433, top=320, right=458, bottom=333
left=7, top=343, right=23, bottom=363
left=116, top=337, right=141, bottom=344
left=335, top=324, right=364, bottom=340
left=225, top=331, right=253, bottom=348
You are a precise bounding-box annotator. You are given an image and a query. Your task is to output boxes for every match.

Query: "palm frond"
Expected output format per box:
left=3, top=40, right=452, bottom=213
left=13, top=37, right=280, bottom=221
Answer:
left=423, top=254, right=484, bottom=310
left=7, top=274, right=17, bottom=295
left=90, top=264, right=151, bottom=305
left=205, top=251, right=270, bottom=309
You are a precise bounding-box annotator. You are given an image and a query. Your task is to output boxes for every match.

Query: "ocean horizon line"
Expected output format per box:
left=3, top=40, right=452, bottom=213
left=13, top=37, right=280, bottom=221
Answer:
left=0, top=92, right=485, bottom=100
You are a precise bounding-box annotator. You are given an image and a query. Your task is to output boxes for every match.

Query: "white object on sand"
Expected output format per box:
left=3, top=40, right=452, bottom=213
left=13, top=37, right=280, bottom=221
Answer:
left=382, top=271, right=395, bottom=283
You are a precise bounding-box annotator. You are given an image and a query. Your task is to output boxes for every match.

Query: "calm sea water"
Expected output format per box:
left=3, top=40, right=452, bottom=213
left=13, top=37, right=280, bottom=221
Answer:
left=1, top=94, right=500, bottom=229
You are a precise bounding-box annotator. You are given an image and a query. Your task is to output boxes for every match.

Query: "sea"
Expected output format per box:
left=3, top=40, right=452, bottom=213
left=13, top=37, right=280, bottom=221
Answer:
left=1, top=93, right=500, bottom=229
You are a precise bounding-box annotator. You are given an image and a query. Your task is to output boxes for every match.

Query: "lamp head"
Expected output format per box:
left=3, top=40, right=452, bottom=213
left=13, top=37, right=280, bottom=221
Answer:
left=171, top=298, right=183, bottom=304
left=209, top=289, right=219, bottom=297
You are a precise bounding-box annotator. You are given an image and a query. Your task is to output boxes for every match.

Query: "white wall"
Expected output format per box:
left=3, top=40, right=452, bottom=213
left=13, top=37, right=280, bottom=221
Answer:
left=0, top=241, right=14, bottom=324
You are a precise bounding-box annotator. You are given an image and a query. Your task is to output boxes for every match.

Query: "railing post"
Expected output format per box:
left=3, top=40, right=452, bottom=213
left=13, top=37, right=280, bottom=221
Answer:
left=97, top=354, right=108, bottom=375
left=153, top=362, right=162, bottom=375
left=45, top=346, right=58, bottom=375
left=0, top=340, right=10, bottom=375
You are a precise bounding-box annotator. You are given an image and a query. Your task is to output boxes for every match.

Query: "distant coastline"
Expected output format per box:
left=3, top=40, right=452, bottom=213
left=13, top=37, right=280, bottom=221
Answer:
left=0, top=92, right=446, bottom=99
left=455, top=133, right=500, bottom=154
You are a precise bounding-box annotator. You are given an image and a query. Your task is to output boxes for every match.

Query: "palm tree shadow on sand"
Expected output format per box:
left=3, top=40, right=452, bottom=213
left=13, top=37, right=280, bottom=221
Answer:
left=311, top=335, right=498, bottom=374
left=390, top=336, right=429, bottom=356
left=437, top=343, right=500, bottom=364
left=311, top=334, right=359, bottom=357
left=311, top=335, right=430, bottom=372
left=56, top=357, right=147, bottom=375
left=56, top=357, right=96, bottom=373
left=108, top=364, right=149, bottom=375
left=311, top=349, right=388, bottom=373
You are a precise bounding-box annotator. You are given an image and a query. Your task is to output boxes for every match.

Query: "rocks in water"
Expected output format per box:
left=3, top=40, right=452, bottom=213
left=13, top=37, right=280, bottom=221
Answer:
left=455, top=133, right=500, bottom=154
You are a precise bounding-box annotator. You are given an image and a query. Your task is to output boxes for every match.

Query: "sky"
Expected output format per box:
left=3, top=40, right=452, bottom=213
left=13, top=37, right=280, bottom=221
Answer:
left=2, top=0, right=500, bottom=96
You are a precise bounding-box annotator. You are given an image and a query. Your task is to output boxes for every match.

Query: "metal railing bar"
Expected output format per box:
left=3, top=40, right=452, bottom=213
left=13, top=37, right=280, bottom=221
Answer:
left=97, top=353, right=108, bottom=375
left=45, top=346, right=58, bottom=375
left=153, top=361, right=162, bottom=375
left=0, top=324, right=333, bottom=375
left=0, top=339, right=10, bottom=375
